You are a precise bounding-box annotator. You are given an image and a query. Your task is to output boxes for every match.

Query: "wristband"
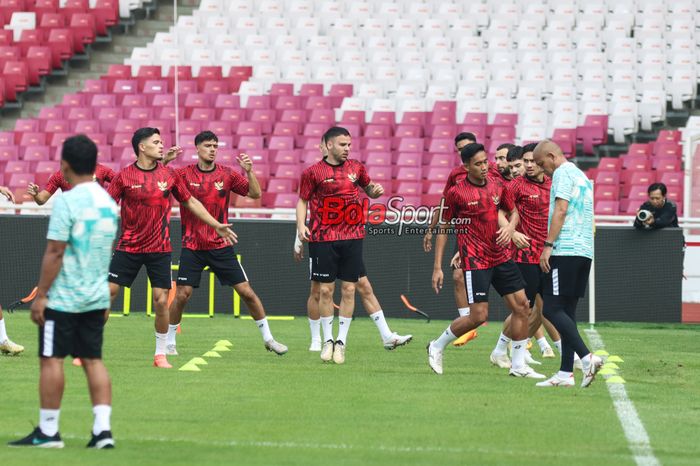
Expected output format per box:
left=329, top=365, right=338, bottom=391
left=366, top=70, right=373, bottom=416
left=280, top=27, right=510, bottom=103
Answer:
left=543, top=241, right=554, bottom=248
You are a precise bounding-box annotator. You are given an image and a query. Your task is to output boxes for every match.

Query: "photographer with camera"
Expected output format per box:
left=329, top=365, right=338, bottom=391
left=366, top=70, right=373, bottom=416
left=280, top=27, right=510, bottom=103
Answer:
left=634, top=183, right=679, bottom=230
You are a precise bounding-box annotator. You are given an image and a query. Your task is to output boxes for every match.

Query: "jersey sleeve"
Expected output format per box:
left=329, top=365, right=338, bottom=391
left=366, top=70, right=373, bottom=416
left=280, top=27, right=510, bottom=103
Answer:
left=500, top=181, right=516, bottom=212
left=299, top=168, right=316, bottom=200
left=101, top=165, right=116, bottom=183
left=442, top=171, right=455, bottom=197
left=552, top=169, right=575, bottom=202
left=170, top=169, right=192, bottom=203
left=44, top=171, right=63, bottom=194
left=357, top=162, right=370, bottom=188
left=229, top=169, right=250, bottom=197
left=106, top=172, right=124, bottom=202
left=46, top=195, right=71, bottom=242
left=441, top=188, right=457, bottom=222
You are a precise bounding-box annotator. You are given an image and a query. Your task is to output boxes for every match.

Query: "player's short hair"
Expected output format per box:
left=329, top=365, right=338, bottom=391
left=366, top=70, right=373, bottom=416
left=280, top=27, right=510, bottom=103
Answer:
left=648, top=182, right=667, bottom=196
left=506, top=145, right=524, bottom=162
left=496, top=143, right=516, bottom=152
left=322, top=126, right=351, bottom=144
left=522, top=142, right=537, bottom=154
left=132, top=127, right=161, bottom=156
left=195, top=131, right=218, bottom=146
left=62, top=134, right=97, bottom=176
left=454, top=132, right=477, bottom=145
left=460, top=143, right=486, bottom=164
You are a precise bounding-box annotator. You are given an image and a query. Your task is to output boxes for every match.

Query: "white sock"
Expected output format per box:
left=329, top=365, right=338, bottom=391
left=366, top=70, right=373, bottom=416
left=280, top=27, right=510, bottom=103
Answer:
left=155, top=332, right=167, bottom=356
left=0, top=317, right=7, bottom=342
left=370, top=310, right=393, bottom=341
left=537, top=337, right=551, bottom=352
left=308, top=318, right=321, bottom=342
left=336, top=316, right=352, bottom=344
left=553, top=340, right=562, bottom=353
left=92, top=404, right=112, bottom=435
left=510, top=339, right=528, bottom=370
left=320, top=316, right=334, bottom=342
left=493, top=332, right=511, bottom=355
left=432, top=326, right=457, bottom=350
left=457, top=307, right=470, bottom=317
left=39, top=409, right=60, bottom=436
left=557, top=370, right=573, bottom=379
left=255, top=318, right=273, bottom=342
left=166, top=324, right=179, bottom=346
left=574, top=352, right=581, bottom=361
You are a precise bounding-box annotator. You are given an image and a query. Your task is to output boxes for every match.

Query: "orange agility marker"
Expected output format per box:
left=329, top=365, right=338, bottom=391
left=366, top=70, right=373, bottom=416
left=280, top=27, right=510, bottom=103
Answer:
left=400, top=294, right=430, bottom=322
left=7, top=286, right=38, bottom=312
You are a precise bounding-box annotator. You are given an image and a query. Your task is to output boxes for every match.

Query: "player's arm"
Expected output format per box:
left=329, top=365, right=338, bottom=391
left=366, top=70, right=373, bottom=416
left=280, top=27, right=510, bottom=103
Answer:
left=363, top=182, right=384, bottom=199
left=432, top=222, right=447, bottom=294
left=237, top=153, right=261, bottom=199
left=162, top=146, right=183, bottom=166
left=540, top=197, right=569, bottom=273
left=27, top=184, right=52, bottom=205
left=0, top=185, right=16, bottom=203
left=293, top=232, right=304, bottom=261
left=296, top=198, right=310, bottom=242
left=182, top=197, right=237, bottom=244
left=31, top=239, right=67, bottom=326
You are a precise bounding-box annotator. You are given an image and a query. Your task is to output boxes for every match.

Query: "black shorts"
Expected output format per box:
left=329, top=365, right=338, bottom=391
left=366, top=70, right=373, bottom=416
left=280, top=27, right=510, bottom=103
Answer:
left=108, top=250, right=172, bottom=289
left=38, top=308, right=105, bottom=359
left=309, top=239, right=364, bottom=283
left=542, top=256, right=592, bottom=298
left=177, top=247, right=248, bottom=288
left=463, top=260, right=526, bottom=304
left=517, top=262, right=543, bottom=307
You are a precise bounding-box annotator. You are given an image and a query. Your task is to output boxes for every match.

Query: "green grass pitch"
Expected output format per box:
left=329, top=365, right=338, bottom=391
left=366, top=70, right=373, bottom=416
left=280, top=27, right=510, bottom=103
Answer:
left=1, top=314, right=698, bottom=466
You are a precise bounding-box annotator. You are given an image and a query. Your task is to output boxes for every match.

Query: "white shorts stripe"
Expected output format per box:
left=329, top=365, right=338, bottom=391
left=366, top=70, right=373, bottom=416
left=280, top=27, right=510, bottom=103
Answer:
left=464, top=271, right=474, bottom=304
left=42, top=320, right=55, bottom=357
left=239, top=261, right=249, bottom=283
left=552, top=268, right=559, bottom=296
left=308, top=257, right=312, bottom=281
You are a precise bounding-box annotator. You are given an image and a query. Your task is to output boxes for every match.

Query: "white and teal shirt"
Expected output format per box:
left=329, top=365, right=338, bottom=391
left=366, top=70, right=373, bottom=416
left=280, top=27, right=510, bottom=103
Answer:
left=46, top=182, right=118, bottom=313
left=548, top=162, right=594, bottom=259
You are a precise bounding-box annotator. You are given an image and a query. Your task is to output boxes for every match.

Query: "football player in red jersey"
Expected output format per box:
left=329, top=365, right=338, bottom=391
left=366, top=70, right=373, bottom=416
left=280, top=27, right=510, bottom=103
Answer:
left=296, top=127, right=384, bottom=364
left=107, top=128, right=236, bottom=368
left=166, top=131, right=288, bottom=355
left=295, top=138, right=412, bottom=352
left=428, top=143, right=544, bottom=378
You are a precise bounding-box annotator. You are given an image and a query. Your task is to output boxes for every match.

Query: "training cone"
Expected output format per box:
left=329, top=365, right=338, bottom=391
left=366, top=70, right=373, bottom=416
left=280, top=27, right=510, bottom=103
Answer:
left=190, top=357, right=208, bottom=365
left=203, top=351, right=221, bottom=358
left=216, top=339, right=233, bottom=347
left=607, top=355, right=624, bottom=363
left=602, top=362, right=619, bottom=370
left=598, top=368, right=617, bottom=376
left=213, top=345, right=231, bottom=352
left=179, top=363, right=201, bottom=372
left=593, top=350, right=609, bottom=357
left=606, top=376, right=626, bottom=384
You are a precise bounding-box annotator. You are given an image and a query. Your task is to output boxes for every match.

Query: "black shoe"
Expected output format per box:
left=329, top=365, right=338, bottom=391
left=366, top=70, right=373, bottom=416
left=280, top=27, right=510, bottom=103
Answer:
left=8, top=427, right=64, bottom=448
left=87, top=430, right=115, bottom=449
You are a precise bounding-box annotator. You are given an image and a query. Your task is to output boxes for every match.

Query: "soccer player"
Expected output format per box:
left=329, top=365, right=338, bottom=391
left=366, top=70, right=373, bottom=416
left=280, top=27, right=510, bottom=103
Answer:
left=107, top=128, right=236, bottom=369
left=492, top=143, right=515, bottom=181
left=489, top=144, right=559, bottom=369
left=532, top=140, right=602, bottom=388
left=296, top=126, right=384, bottom=364
left=506, top=145, right=524, bottom=178
left=0, top=187, right=24, bottom=354
left=423, top=133, right=477, bottom=342
left=166, top=131, right=287, bottom=355
left=296, top=138, right=412, bottom=352
left=427, top=143, right=544, bottom=378
left=9, top=135, right=118, bottom=449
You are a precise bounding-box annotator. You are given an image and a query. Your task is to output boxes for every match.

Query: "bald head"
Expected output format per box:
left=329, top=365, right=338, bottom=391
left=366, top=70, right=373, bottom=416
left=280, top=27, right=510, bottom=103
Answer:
left=533, top=139, right=565, bottom=176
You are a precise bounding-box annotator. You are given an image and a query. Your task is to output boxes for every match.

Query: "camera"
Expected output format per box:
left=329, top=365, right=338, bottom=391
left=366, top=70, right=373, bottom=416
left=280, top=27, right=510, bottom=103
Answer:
left=637, top=209, right=652, bottom=222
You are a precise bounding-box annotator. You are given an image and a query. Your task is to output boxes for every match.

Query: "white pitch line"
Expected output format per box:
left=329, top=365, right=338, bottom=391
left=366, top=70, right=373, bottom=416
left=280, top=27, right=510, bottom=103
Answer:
left=585, top=328, right=661, bottom=466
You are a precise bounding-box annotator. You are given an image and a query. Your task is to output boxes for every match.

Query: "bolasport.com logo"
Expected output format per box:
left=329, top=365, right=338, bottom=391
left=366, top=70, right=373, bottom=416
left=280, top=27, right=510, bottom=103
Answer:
left=318, top=196, right=471, bottom=236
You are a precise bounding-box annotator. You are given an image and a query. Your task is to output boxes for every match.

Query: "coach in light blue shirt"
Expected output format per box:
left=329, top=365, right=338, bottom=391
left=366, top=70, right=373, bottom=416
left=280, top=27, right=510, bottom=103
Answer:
left=531, top=140, right=601, bottom=389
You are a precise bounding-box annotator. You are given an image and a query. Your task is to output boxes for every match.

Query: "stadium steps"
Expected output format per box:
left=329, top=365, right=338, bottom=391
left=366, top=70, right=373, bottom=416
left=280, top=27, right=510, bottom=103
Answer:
left=0, top=0, right=194, bottom=130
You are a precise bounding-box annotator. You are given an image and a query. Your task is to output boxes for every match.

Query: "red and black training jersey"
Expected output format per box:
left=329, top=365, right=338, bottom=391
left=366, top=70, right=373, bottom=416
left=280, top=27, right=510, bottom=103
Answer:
left=108, top=163, right=191, bottom=253
left=503, top=175, right=552, bottom=264
left=299, top=158, right=370, bottom=242
left=488, top=161, right=513, bottom=184
left=443, top=175, right=514, bottom=271
left=45, top=163, right=115, bottom=193
left=442, top=165, right=468, bottom=196
left=177, top=163, right=249, bottom=251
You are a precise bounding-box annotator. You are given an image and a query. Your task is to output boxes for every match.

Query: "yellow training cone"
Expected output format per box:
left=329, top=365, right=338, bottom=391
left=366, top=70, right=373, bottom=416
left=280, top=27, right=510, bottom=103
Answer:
left=594, top=350, right=609, bottom=357
left=216, top=340, right=233, bottom=347
left=203, top=351, right=221, bottom=358
left=602, top=362, right=619, bottom=370
left=607, top=355, right=624, bottom=363
left=179, top=363, right=201, bottom=372
left=598, top=368, right=617, bottom=376
left=606, top=376, right=626, bottom=384
left=190, top=357, right=208, bottom=365
left=213, top=345, right=231, bottom=352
